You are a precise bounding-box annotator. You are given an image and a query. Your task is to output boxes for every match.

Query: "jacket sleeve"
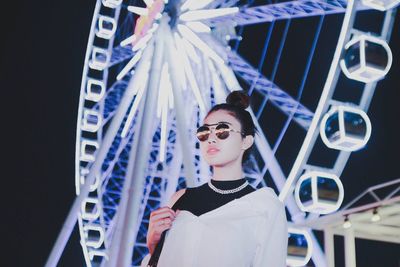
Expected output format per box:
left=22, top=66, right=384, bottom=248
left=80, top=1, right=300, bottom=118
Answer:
left=252, top=202, right=288, bottom=267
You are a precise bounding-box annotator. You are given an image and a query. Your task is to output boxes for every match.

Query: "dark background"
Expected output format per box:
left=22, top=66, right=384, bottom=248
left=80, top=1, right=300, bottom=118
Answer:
left=1, top=1, right=399, bottom=266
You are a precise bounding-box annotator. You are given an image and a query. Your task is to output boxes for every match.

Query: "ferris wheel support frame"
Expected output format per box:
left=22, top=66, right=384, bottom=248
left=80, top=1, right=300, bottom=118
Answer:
left=332, top=8, right=397, bottom=177
left=278, top=0, right=358, bottom=203
left=105, top=43, right=154, bottom=267
left=112, top=25, right=166, bottom=267
left=45, top=1, right=124, bottom=266
left=277, top=2, right=397, bottom=266
left=279, top=0, right=397, bottom=204
left=46, top=37, right=154, bottom=267
left=110, top=15, right=200, bottom=266
left=166, top=28, right=198, bottom=189
left=303, top=178, right=400, bottom=267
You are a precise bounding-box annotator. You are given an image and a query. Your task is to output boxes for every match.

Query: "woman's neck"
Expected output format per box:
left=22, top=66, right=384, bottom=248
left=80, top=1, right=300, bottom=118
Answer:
left=211, top=156, right=243, bottom=181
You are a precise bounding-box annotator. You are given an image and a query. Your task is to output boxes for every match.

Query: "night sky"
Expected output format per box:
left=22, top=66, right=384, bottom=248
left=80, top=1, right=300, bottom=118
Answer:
left=2, top=1, right=399, bottom=267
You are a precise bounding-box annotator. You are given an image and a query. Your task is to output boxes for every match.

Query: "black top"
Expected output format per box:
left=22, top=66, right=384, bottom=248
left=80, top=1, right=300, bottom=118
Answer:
left=171, top=178, right=255, bottom=216
left=148, top=178, right=255, bottom=266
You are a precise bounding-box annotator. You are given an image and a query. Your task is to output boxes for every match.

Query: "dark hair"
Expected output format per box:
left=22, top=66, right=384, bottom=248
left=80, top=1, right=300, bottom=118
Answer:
left=206, top=90, right=257, bottom=163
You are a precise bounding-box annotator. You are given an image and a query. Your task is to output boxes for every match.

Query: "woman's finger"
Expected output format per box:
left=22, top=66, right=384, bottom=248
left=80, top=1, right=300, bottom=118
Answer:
left=150, top=209, right=176, bottom=222
left=155, top=217, right=172, bottom=227
left=150, top=207, right=175, bottom=217
left=150, top=206, right=175, bottom=217
left=158, top=222, right=173, bottom=232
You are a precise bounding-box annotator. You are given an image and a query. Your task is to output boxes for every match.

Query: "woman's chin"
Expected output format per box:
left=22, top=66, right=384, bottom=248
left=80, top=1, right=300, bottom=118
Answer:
left=206, top=157, right=234, bottom=167
left=205, top=157, right=223, bottom=166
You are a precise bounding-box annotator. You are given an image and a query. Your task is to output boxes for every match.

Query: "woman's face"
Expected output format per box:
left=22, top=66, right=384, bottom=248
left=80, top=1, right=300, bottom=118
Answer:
left=199, top=110, right=253, bottom=167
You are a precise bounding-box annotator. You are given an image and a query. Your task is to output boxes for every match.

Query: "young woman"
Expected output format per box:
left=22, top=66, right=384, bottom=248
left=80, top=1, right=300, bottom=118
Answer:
left=141, top=91, right=288, bottom=267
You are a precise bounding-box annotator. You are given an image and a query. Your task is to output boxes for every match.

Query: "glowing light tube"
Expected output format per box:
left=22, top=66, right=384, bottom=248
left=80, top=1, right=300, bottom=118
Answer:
left=159, top=87, right=169, bottom=162
left=132, top=32, right=153, bottom=51
left=181, top=0, right=214, bottom=11
left=172, top=34, right=206, bottom=112
left=116, top=50, right=143, bottom=80
left=143, top=0, right=154, bottom=7
left=157, top=63, right=170, bottom=118
left=127, top=6, right=149, bottom=16
left=185, top=21, right=211, bottom=33
left=180, top=7, right=239, bottom=21
left=174, top=32, right=200, bottom=64
left=177, top=24, right=224, bottom=65
left=120, top=34, right=137, bottom=47
left=120, top=61, right=150, bottom=138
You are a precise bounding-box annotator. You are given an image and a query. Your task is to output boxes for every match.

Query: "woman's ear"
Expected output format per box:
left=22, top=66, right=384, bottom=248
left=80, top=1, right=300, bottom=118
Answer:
left=242, top=135, right=254, bottom=150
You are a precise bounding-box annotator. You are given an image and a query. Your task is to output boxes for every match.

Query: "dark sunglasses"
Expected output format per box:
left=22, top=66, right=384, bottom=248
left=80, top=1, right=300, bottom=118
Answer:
left=196, top=122, right=244, bottom=142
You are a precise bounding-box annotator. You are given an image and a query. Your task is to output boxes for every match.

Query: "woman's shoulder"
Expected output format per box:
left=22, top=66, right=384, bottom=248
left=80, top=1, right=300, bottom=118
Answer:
left=167, top=188, right=187, bottom=208
left=256, top=186, right=280, bottom=200
left=249, top=187, right=285, bottom=212
left=166, top=183, right=207, bottom=208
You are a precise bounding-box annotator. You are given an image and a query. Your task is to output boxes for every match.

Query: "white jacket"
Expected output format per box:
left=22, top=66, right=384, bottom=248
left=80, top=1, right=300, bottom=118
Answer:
left=141, top=187, right=288, bottom=267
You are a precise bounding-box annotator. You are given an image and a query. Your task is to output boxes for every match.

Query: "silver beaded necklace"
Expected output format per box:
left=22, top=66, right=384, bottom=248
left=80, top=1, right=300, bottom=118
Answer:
left=208, top=180, right=249, bottom=194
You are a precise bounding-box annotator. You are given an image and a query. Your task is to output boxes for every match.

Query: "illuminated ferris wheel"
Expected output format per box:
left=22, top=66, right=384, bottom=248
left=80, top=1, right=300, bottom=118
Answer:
left=45, top=0, right=399, bottom=266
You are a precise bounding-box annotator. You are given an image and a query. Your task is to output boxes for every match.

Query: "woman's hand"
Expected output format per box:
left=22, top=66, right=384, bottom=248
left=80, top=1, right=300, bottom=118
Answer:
left=147, top=206, right=180, bottom=254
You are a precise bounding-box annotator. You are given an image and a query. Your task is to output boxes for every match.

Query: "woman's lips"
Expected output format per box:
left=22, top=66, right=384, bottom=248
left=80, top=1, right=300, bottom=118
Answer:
left=207, top=148, right=220, bottom=154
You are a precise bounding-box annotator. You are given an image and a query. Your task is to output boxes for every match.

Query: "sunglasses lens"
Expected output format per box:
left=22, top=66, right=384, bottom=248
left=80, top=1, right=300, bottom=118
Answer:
left=215, top=123, right=229, bottom=130
left=215, top=123, right=230, bottom=140
left=196, top=132, right=209, bottom=142
left=216, top=129, right=230, bottom=140
left=196, top=126, right=210, bottom=142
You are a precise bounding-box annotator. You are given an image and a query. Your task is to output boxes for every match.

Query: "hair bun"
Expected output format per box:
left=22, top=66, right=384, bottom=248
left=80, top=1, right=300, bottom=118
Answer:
left=226, top=90, right=250, bottom=109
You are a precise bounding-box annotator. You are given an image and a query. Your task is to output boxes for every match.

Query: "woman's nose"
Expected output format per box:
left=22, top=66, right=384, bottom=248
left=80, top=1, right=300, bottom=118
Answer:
left=207, top=134, right=217, bottom=143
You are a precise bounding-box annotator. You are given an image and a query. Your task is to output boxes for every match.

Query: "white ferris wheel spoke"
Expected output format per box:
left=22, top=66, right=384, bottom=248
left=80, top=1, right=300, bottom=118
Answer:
left=180, top=7, right=239, bottom=21
left=157, top=62, right=171, bottom=118
left=116, top=50, right=143, bottom=80
left=164, top=27, right=198, bottom=188
left=159, top=78, right=169, bottom=162
left=120, top=61, right=150, bottom=138
left=132, top=32, right=153, bottom=51
left=181, top=0, right=214, bottom=11
left=173, top=33, right=206, bottom=112
left=174, top=32, right=200, bottom=64
left=120, top=34, right=137, bottom=47
left=207, top=59, right=227, bottom=104
left=143, top=0, right=154, bottom=7
left=127, top=6, right=149, bottom=16
left=177, top=24, right=224, bottom=65
left=185, top=21, right=211, bottom=33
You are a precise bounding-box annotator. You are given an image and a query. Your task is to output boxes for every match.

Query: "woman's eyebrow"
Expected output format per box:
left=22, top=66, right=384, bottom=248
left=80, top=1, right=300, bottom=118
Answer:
left=204, top=121, right=232, bottom=126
